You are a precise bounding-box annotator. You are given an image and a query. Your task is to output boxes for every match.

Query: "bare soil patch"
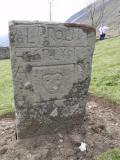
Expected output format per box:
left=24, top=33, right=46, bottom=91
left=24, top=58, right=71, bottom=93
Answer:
left=0, top=95, right=120, bottom=160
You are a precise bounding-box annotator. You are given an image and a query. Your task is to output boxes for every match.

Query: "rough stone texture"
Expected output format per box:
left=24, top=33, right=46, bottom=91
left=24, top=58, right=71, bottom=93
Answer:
left=0, top=47, right=10, bottom=59
left=9, top=21, right=96, bottom=139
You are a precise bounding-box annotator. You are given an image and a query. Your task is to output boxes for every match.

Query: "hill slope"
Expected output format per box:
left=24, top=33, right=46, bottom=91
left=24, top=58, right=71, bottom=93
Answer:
left=90, top=37, right=120, bottom=104
left=67, top=0, right=120, bottom=36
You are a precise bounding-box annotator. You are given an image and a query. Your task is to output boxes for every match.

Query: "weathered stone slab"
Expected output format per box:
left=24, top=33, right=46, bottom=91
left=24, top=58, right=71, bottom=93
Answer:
left=0, top=47, right=10, bottom=59
left=9, top=21, right=96, bottom=139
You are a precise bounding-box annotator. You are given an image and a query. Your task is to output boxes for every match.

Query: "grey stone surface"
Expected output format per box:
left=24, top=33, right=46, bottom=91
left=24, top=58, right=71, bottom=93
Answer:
left=0, top=47, right=10, bottom=59
left=9, top=21, right=96, bottom=139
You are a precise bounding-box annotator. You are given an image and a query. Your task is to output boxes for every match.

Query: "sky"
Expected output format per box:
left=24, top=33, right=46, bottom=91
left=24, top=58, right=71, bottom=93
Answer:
left=0, top=0, right=88, bottom=36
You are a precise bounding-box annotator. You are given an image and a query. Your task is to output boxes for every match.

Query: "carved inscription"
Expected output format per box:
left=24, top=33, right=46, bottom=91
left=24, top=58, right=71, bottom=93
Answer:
left=9, top=26, right=27, bottom=44
left=15, top=47, right=76, bottom=65
left=42, top=72, right=63, bottom=94
left=10, top=23, right=90, bottom=47
left=31, top=65, right=75, bottom=100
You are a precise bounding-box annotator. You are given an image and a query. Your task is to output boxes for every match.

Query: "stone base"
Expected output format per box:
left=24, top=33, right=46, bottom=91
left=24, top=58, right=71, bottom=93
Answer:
left=17, top=123, right=86, bottom=160
left=16, top=113, right=85, bottom=139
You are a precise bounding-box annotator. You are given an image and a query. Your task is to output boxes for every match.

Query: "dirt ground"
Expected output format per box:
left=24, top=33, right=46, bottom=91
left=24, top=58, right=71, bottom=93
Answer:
left=0, top=95, right=120, bottom=160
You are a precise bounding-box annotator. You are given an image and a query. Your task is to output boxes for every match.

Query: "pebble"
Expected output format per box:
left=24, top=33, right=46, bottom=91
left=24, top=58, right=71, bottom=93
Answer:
left=79, top=142, right=87, bottom=152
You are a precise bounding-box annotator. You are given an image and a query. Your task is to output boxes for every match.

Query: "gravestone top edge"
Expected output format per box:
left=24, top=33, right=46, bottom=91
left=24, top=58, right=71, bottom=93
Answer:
left=64, top=23, right=96, bottom=34
left=9, top=21, right=96, bottom=34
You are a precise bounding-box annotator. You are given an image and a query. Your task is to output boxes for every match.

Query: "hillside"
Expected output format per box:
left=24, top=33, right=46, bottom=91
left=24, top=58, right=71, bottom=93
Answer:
left=90, top=37, right=120, bottom=104
left=67, top=0, right=120, bottom=36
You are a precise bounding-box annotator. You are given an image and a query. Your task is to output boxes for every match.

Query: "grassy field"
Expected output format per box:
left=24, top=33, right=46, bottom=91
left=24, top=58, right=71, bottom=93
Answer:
left=90, top=37, right=120, bottom=104
left=0, top=60, right=13, bottom=115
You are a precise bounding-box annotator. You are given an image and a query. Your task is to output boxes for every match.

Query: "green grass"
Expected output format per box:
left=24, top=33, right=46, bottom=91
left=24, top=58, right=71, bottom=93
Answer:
left=96, top=148, right=120, bottom=160
left=90, top=37, right=120, bottom=104
left=0, top=60, right=13, bottom=115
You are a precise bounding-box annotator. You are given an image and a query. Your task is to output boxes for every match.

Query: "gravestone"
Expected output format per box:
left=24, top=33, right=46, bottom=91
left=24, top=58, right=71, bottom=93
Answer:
left=9, top=21, right=96, bottom=139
